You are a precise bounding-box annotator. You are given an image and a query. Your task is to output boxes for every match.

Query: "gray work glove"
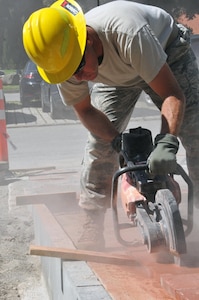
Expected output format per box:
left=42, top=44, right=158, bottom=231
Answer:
left=111, top=133, right=122, bottom=153
left=148, top=133, right=179, bottom=175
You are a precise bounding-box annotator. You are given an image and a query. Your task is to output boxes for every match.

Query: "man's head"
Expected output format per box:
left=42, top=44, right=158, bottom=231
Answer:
left=23, top=0, right=86, bottom=84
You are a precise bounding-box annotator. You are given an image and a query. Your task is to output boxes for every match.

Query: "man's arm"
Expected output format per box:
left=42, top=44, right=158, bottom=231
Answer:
left=147, top=62, right=185, bottom=174
left=148, top=62, right=186, bottom=135
left=73, top=94, right=119, bottom=141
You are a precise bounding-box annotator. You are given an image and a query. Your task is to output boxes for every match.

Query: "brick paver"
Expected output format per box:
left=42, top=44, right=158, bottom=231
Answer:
left=161, top=273, right=199, bottom=300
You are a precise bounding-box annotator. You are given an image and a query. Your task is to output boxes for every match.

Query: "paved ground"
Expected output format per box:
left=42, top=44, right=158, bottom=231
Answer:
left=7, top=142, right=199, bottom=300
left=4, top=93, right=160, bottom=128
left=3, top=94, right=199, bottom=299
left=5, top=99, right=79, bottom=128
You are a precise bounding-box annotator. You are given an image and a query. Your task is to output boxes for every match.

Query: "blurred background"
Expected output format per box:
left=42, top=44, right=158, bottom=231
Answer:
left=0, top=0, right=198, bottom=71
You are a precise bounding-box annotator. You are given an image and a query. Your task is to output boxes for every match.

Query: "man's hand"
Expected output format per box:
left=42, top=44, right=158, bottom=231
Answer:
left=148, top=134, right=179, bottom=175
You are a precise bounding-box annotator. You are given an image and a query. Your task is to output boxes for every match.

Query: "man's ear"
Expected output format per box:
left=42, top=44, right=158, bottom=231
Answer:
left=86, top=27, right=93, bottom=46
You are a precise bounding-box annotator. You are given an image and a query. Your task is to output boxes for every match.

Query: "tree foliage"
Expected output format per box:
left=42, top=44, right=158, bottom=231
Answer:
left=139, top=0, right=199, bottom=19
left=0, top=0, right=198, bottom=69
left=0, top=0, right=43, bottom=69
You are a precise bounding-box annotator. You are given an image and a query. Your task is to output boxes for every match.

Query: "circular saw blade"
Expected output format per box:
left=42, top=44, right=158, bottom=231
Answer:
left=156, top=189, right=186, bottom=255
left=136, top=203, right=165, bottom=253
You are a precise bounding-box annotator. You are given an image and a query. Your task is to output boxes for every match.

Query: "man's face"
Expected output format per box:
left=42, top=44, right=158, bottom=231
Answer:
left=73, top=43, right=99, bottom=81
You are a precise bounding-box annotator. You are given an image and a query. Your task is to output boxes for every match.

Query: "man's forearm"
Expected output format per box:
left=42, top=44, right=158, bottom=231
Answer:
left=148, top=63, right=185, bottom=136
left=74, top=105, right=119, bottom=142
left=160, top=95, right=185, bottom=136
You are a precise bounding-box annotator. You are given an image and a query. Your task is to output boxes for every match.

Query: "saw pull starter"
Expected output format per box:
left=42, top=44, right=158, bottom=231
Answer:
left=111, top=127, right=193, bottom=256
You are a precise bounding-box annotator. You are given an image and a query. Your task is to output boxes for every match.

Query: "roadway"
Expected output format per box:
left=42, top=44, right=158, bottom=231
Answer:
left=5, top=92, right=161, bottom=171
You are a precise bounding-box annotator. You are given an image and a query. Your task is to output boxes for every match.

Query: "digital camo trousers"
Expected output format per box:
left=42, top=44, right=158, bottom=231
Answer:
left=79, top=24, right=199, bottom=210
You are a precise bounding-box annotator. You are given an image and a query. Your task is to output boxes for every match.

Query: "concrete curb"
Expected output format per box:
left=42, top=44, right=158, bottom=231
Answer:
left=31, top=203, right=112, bottom=300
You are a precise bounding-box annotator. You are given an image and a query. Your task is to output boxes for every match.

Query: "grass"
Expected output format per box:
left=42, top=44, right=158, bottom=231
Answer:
left=3, top=85, right=19, bottom=93
left=1, top=70, right=20, bottom=93
left=4, top=70, right=17, bottom=75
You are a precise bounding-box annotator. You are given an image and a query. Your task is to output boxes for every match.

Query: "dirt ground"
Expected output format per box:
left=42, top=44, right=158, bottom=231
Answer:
left=0, top=180, right=48, bottom=300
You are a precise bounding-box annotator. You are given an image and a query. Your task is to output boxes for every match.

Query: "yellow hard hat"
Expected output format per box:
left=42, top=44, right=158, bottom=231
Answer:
left=22, top=0, right=86, bottom=84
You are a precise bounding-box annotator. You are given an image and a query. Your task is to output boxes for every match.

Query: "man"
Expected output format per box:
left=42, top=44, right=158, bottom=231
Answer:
left=23, top=0, right=199, bottom=251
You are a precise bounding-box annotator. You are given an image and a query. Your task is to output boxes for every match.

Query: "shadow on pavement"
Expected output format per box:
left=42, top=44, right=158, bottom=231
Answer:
left=5, top=98, right=160, bottom=125
left=6, top=111, right=37, bottom=125
left=5, top=99, right=78, bottom=124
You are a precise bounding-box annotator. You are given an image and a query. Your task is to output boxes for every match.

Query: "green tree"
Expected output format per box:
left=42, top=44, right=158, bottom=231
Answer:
left=140, top=0, right=199, bottom=19
left=0, top=0, right=10, bottom=68
left=0, top=0, right=43, bottom=69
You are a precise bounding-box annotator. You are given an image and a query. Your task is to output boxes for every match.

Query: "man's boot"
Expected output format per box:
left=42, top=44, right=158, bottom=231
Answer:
left=77, top=209, right=105, bottom=251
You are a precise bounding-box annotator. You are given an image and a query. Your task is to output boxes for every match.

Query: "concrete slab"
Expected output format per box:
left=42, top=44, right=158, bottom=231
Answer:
left=8, top=169, right=80, bottom=210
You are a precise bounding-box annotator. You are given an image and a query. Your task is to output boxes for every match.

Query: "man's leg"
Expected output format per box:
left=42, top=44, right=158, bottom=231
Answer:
left=167, top=24, right=199, bottom=208
left=77, top=84, right=141, bottom=250
left=179, top=105, right=199, bottom=208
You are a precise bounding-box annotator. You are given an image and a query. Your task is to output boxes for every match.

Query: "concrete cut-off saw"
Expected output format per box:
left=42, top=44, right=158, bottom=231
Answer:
left=111, top=127, right=193, bottom=263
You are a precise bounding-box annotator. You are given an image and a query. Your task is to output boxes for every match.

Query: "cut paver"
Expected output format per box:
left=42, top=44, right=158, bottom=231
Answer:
left=161, top=273, right=199, bottom=300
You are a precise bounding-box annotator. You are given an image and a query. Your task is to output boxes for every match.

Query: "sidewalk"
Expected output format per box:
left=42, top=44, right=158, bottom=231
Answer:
left=4, top=94, right=160, bottom=128
left=5, top=100, right=80, bottom=128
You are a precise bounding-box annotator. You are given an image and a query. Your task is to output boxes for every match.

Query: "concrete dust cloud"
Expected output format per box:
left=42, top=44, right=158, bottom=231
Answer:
left=184, top=207, right=199, bottom=267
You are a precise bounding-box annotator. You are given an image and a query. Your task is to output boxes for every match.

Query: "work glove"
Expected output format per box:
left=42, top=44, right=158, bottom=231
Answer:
left=111, top=133, right=122, bottom=153
left=147, top=133, right=179, bottom=175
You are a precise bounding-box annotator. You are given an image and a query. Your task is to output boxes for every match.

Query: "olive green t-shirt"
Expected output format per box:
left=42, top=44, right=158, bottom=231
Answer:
left=59, top=0, right=174, bottom=105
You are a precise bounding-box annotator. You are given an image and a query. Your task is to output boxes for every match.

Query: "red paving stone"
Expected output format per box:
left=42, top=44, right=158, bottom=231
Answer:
left=54, top=202, right=199, bottom=300
left=17, top=170, right=199, bottom=299
left=176, top=289, right=199, bottom=300
left=161, top=274, right=199, bottom=300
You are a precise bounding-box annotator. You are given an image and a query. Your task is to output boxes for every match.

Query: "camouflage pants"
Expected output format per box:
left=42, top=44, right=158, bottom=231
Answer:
left=80, top=24, right=199, bottom=210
